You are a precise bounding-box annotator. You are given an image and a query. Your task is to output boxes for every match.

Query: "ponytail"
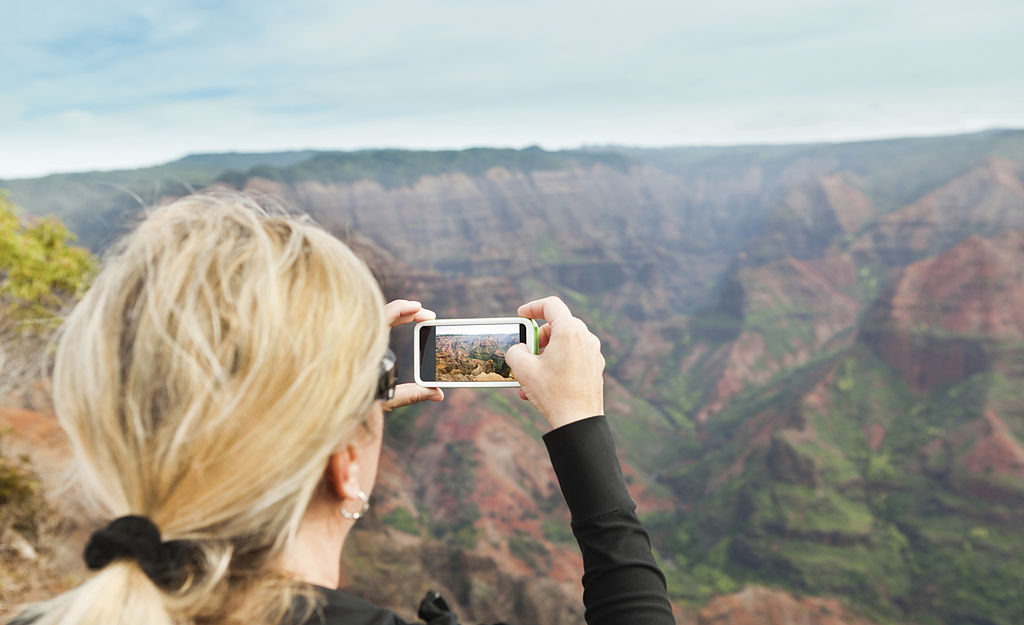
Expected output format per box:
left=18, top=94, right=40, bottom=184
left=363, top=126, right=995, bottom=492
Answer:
left=20, top=565, right=174, bottom=625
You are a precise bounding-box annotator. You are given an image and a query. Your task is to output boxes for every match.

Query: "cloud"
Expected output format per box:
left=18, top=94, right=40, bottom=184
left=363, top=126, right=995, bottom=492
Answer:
left=2, top=0, right=1023, bottom=177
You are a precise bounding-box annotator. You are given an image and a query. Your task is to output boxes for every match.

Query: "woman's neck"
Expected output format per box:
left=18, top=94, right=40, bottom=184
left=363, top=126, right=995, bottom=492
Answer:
left=280, top=495, right=353, bottom=588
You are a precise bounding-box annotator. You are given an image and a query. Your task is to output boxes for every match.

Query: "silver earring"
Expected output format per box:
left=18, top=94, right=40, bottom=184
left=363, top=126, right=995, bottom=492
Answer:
left=340, top=490, right=370, bottom=520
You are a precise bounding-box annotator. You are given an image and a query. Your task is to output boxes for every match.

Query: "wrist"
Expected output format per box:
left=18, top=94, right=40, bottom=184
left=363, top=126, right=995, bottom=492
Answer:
left=547, top=408, right=604, bottom=431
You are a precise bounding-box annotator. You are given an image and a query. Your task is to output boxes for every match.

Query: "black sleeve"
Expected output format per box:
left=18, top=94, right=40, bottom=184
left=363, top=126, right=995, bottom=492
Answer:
left=543, top=416, right=675, bottom=625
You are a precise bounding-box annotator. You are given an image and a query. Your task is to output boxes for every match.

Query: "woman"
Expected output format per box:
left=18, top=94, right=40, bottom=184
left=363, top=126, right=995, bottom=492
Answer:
left=11, top=194, right=673, bottom=625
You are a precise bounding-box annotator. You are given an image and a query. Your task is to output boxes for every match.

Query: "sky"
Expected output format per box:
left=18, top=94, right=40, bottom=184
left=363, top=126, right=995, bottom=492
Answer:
left=2, top=0, right=1022, bottom=179
left=437, top=324, right=520, bottom=336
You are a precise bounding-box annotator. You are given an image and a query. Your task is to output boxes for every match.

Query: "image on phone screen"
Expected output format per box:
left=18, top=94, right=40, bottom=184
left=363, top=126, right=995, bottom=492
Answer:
left=433, top=323, right=520, bottom=382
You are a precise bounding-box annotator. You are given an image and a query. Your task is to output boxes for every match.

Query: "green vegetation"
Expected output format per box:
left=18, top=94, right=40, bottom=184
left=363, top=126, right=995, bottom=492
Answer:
left=430, top=441, right=481, bottom=550
left=6, top=131, right=1024, bottom=623
left=651, top=343, right=1024, bottom=625
left=382, top=403, right=425, bottom=446
left=0, top=442, right=59, bottom=600
left=0, top=443, right=47, bottom=541
left=508, top=532, right=551, bottom=572
left=606, top=390, right=687, bottom=476
left=0, top=192, right=95, bottom=325
left=380, top=507, right=420, bottom=536
left=1, top=192, right=96, bottom=394
left=541, top=518, right=574, bottom=545
left=482, top=390, right=545, bottom=439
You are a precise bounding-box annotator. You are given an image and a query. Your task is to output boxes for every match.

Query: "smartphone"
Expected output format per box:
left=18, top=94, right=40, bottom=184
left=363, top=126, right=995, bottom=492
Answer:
left=414, top=317, right=540, bottom=388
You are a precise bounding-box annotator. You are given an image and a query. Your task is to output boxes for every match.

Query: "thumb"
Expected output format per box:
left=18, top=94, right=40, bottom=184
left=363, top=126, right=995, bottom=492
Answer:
left=504, top=343, right=537, bottom=381
left=384, top=383, right=444, bottom=412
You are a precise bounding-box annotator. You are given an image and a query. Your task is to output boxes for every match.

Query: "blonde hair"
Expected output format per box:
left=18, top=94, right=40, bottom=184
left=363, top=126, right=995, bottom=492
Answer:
left=24, top=193, right=388, bottom=625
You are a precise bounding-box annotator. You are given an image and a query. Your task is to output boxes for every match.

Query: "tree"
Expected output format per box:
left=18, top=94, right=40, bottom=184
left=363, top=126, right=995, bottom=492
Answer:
left=1, top=191, right=96, bottom=395
left=1, top=192, right=95, bottom=323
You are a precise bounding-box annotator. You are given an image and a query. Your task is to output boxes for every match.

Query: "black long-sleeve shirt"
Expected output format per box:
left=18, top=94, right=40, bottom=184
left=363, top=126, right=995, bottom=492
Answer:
left=306, top=415, right=675, bottom=625
left=544, top=415, right=675, bottom=625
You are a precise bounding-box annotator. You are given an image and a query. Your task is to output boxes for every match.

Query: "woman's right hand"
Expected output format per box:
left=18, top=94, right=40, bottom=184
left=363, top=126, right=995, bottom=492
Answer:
left=504, top=296, right=605, bottom=431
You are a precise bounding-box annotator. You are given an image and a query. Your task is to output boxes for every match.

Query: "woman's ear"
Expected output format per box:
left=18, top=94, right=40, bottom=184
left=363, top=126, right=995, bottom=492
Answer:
left=326, top=445, right=362, bottom=502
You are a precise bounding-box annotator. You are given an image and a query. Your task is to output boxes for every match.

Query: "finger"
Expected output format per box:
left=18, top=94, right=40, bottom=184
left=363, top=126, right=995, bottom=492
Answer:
left=504, top=343, right=536, bottom=381
left=411, top=308, right=436, bottom=322
left=385, top=383, right=443, bottom=411
left=385, top=300, right=422, bottom=326
left=504, top=342, right=528, bottom=366
left=385, top=300, right=435, bottom=327
left=517, top=296, right=573, bottom=325
left=385, top=299, right=419, bottom=316
left=384, top=383, right=444, bottom=411
left=537, top=322, right=553, bottom=350
left=518, top=389, right=529, bottom=401
left=390, top=309, right=434, bottom=328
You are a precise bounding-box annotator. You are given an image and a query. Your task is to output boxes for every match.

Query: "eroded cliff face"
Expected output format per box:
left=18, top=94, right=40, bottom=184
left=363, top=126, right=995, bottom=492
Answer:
left=244, top=161, right=772, bottom=321
left=245, top=151, right=1024, bottom=625
left=862, top=230, right=1024, bottom=393
left=663, top=160, right=1024, bottom=431
left=633, top=152, right=1024, bottom=624
left=659, top=227, right=1024, bottom=625
left=850, top=158, right=1024, bottom=268
left=697, top=586, right=880, bottom=625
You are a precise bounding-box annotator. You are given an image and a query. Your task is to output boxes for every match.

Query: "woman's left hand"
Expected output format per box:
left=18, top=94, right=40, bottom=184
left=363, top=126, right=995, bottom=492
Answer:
left=382, top=300, right=444, bottom=411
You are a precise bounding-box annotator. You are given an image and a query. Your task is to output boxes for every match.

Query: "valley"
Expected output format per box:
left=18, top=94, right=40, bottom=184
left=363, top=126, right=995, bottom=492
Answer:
left=3, top=129, right=1024, bottom=624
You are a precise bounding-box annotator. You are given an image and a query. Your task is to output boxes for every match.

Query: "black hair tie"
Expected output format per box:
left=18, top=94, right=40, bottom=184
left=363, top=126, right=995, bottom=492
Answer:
left=84, top=515, right=198, bottom=590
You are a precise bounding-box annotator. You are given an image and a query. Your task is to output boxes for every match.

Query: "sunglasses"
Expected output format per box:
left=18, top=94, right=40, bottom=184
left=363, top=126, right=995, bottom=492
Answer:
left=376, top=348, right=397, bottom=401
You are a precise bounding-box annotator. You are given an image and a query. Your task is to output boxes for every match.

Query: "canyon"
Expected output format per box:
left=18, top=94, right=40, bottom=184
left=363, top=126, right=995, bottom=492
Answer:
left=3, top=129, right=1024, bottom=624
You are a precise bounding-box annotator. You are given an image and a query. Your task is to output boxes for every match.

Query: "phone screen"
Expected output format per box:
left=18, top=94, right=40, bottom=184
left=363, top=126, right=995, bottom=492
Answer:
left=418, top=323, right=527, bottom=383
